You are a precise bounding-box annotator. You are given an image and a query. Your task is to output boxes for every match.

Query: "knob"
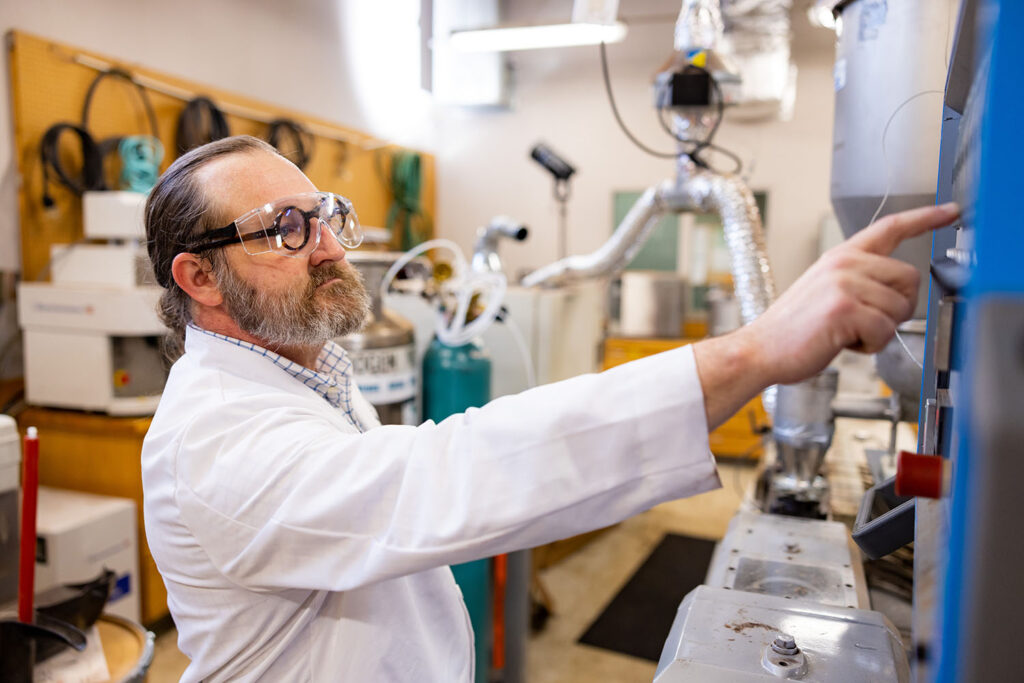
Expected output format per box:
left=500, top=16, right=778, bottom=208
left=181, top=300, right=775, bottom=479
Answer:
left=896, top=451, right=951, bottom=499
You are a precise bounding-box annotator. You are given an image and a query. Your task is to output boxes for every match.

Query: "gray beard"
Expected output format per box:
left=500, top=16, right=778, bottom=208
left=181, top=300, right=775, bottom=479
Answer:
left=216, top=259, right=370, bottom=350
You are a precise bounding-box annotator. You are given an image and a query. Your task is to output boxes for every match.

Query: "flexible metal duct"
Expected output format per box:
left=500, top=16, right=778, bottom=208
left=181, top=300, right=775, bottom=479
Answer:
left=521, top=160, right=774, bottom=324
left=675, top=159, right=776, bottom=323
left=520, top=185, right=667, bottom=288
left=675, top=0, right=725, bottom=52
left=674, top=0, right=793, bottom=115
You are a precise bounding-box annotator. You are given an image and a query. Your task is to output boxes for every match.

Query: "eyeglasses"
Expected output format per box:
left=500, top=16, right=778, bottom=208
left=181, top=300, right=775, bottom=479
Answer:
left=188, top=191, right=362, bottom=257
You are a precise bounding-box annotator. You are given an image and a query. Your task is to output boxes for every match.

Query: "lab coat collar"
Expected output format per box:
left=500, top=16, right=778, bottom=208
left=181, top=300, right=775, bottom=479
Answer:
left=182, top=325, right=342, bottom=405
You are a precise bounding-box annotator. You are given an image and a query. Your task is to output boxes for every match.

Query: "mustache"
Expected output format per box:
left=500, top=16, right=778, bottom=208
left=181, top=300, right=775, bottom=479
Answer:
left=308, top=263, right=348, bottom=289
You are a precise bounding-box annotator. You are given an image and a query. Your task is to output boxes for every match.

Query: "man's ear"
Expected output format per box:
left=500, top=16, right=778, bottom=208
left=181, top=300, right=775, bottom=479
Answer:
left=171, top=253, right=224, bottom=308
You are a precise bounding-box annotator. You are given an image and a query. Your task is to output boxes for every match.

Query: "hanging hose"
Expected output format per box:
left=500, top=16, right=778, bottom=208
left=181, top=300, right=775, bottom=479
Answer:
left=384, top=150, right=431, bottom=250
left=175, top=96, right=230, bottom=154
left=79, top=68, right=162, bottom=192
left=80, top=68, right=160, bottom=141
left=38, top=123, right=104, bottom=207
left=119, top=135, right=164, bottom=192
left=267, top=118, right=314, bottom=170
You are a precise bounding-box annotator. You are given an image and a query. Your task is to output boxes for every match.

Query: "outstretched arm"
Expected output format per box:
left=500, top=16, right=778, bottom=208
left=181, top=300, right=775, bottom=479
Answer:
left=693, top=202, right=960, bottom=429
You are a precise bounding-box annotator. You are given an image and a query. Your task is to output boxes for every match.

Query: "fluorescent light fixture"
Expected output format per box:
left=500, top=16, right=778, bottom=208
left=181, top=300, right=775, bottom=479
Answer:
left=449, top=22, right=627, bottom=53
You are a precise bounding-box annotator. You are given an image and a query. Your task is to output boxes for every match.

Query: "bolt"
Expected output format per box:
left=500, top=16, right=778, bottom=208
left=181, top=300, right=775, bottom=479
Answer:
left=772, top=633, right=799, bottom=656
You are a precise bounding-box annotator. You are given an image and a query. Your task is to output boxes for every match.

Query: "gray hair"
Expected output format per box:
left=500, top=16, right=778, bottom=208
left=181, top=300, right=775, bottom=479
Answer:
left=145, top=135, right=280, bottom=359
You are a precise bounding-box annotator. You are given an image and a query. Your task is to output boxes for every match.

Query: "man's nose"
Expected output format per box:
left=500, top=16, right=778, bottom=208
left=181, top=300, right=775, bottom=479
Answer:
left=308, top=219, right=346, bottom=266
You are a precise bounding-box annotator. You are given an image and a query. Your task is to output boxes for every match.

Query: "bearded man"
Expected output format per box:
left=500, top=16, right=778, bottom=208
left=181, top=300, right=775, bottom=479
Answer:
left=141, top=135, right=958, bottom=682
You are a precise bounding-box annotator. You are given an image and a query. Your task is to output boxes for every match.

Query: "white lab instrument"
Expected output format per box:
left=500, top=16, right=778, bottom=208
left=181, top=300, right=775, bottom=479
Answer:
left=34, top=487, right=140, bottom=622
left=18, top=191, right=168, bottom=415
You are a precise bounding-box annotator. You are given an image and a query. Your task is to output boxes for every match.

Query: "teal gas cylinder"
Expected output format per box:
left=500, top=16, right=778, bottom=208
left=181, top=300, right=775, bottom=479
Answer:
left=422, top=336, right=491, bottom=683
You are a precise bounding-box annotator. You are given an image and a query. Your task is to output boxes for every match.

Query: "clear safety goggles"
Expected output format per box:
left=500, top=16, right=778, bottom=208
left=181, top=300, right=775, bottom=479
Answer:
left=189, top=191, right=362, bottom=256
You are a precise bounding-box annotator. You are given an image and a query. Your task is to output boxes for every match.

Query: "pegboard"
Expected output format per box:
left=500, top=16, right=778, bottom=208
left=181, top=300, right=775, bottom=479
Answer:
left=7, top=30, right=436, bottom=280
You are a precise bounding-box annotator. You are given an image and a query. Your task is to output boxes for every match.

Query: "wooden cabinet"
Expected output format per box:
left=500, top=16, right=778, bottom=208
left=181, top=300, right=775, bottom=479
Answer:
left=602, top=337, right=769, bottom=459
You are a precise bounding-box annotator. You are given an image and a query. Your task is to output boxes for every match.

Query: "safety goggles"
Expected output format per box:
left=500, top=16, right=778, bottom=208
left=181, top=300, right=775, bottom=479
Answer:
left=188, top=191, right=362, bottom=256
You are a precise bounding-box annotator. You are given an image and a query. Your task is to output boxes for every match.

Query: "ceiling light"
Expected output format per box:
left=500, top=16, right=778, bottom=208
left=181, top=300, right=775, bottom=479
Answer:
left=807, top=3, right=837, bottom=30
left=449, top=22, right=628, bottom=53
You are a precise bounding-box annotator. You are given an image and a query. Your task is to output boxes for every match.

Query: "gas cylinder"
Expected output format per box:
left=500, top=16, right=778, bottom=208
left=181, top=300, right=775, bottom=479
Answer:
left=422, top=337, right=490, bottom=421
left=422, top=336, right=491, bottom=683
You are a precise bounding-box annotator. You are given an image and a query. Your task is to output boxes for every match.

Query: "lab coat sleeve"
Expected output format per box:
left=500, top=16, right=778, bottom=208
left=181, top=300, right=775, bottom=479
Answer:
left=173, top=345, right=720, bottom=592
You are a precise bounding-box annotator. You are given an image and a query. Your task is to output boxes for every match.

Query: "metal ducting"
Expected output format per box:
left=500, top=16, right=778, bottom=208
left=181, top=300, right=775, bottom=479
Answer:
left=673, top=0, right=794, bottom=117
left=522, top=159, right=774, bottom=327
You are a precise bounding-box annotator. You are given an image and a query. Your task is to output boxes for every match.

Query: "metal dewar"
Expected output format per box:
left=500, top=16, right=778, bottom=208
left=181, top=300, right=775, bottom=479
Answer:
left=336, top=252, right=417, bottom=426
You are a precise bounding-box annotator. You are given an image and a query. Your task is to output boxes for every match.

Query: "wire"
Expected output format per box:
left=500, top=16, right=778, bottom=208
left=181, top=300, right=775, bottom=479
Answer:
left=654, top=64, right=745, bottom=175
left=867, top=90, right=945, bottom=228
left=894, top=331, right=924, bottom=370
left=598, top=42, right=679, bottom=159
left=501, top=313, right=537, bottom=389
left=599, top=41, right=744, bottom=174
left=175, top=96, right=231, bottom=154
left=868, top=90, right=946, bottom=370
left=656, top=106, right=743, bottom=175
left=39, top=124, right=105, bottom=206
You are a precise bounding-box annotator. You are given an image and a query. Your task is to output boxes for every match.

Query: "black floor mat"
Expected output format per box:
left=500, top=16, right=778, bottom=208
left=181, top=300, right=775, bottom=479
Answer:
left=578, top=533, right=716, bottom=662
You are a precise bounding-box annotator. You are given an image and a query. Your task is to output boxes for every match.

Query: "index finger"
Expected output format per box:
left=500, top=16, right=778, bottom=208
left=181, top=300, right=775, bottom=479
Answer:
left=848, top=202, right=961, bottom=255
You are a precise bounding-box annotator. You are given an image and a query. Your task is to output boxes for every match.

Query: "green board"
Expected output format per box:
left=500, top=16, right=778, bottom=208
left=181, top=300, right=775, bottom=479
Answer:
left=613, top=191, right=680, bottom=272
left=612, top=190, right=768, bottom=273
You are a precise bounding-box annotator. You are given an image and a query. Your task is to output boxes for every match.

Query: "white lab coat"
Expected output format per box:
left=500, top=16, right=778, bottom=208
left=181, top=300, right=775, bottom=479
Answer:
left=142, top=327, right=720, bottom=682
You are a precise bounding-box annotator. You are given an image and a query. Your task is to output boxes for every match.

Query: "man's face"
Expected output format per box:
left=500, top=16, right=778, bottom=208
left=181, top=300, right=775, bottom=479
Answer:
left=196, top=150, right=370, bottom=348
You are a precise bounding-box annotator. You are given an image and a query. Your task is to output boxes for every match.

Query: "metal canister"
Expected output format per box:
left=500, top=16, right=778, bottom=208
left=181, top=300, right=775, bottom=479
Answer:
left=336, top=253, right=418, bottom=426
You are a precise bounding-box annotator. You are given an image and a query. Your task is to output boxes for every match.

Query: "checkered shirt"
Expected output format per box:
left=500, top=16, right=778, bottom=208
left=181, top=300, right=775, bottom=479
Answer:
left=191, top=326, right=365, bottom=431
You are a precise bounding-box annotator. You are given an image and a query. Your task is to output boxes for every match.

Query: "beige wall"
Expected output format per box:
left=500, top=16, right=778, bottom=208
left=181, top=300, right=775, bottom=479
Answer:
left=433, top=18, right=838, bottom=292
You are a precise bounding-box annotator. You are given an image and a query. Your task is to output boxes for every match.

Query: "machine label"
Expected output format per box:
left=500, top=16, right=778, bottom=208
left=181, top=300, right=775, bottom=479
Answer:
left=350, top=345, right=417, bottom=404
left=858, top=0, right=888, bottom=42
left=834, top=59, right=847, bottom=92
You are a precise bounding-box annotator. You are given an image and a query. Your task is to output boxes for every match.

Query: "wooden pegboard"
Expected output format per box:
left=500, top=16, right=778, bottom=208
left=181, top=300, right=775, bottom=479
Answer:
left=7, top=30, right=436, bottom=280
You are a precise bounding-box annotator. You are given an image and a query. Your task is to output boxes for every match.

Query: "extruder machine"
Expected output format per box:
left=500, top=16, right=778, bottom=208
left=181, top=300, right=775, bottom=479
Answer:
left=908, top=1, right=1024, bottom=680
left=652, top=0, right=1024, bottom=681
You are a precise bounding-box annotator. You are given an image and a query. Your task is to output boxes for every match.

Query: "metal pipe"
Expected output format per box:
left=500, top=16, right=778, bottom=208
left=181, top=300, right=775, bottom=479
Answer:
left=831, top=396, right=900, bottom=422
left=675, top=158, right=776, bottom=323
left=675, top=0, right=724, bottom=52
left=521, top=161, right=774, bottom=322
left=520, top=184, right=667, bottom=288
left=471, top=216, right=529, bottom=276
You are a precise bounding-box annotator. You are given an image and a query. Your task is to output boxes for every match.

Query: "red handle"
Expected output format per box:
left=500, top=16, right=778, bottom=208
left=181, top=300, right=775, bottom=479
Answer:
left=896, top=450, right=949, bottom=499
left=18, top=427, right=39, bottom=624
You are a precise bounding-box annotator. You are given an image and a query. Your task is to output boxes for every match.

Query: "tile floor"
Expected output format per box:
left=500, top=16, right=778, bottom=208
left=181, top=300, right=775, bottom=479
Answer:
left=146, top=459, right=758, bottom=682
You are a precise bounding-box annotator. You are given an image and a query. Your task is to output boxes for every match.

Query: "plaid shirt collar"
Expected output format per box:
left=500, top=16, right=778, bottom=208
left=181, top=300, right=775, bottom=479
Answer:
left=189, top=325, right=365, bottom=430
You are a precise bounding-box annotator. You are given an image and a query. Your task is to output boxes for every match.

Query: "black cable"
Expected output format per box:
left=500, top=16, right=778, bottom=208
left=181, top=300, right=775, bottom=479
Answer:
left=599, top=39, right=745, bottom=174
left=598, top=41, right=679, bottom=159
left=657, top=107, right=744, bottom=174
left=176, top=96, right=230, bottom=155
left=79, top=68, right=162, bottom=191
left=655, top=64, right=745, bottom=175
left=38, top=123, right=104, bottom=207
left=267, top=119, right=314, bottom=170
left=80, top=68, right=160, bottom=140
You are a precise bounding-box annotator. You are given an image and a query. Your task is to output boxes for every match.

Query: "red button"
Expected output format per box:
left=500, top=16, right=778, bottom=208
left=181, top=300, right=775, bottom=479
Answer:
left=896, top=451, right=949, bottom=499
